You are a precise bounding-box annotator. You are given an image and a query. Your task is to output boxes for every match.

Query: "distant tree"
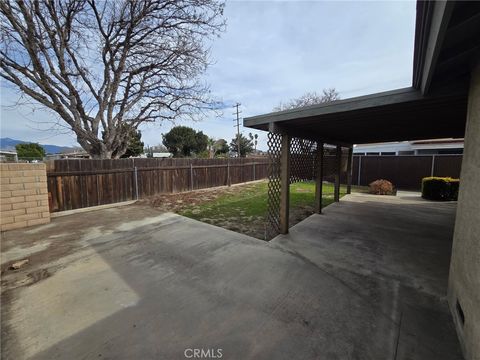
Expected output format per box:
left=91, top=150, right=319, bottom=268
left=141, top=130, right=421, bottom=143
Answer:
left=145, top=146, right=153, bottom=158
left=197, top=150, right=210, bottom=158
left=162, top=126, right=208, bottom=157
left=195, top=131, right=209, bottom=156
left=121, top=129, right=144, bottom=158
left=214, top=139, right=229, bottom=156
left=207, top=137, right=216, bottom=158
left=15, top=143, right=45, bottom=159
left=0, top=0, right=225, bottom=159
left=230, top=134, right=254, bottom=157
left=274, top=88, right=340, bottom=111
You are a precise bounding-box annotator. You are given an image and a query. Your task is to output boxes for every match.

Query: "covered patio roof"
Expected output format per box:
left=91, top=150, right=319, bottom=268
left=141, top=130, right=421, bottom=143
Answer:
left=244, top=87, right=468, bottom=145
left=242, top=0, right=479, bottom=238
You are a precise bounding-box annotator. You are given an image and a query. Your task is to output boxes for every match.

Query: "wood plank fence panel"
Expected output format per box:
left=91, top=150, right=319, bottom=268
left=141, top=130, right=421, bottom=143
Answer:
left=352, top=155, right=462, bottom=190
left=47, top=158, right=269, bottom=212
left=433, top=155, right=463, bottom=178
left=46, top=155, right=463, bottom=213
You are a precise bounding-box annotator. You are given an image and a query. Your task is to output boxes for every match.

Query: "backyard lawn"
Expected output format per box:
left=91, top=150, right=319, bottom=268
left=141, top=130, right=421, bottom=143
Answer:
left=176, top=181, right=366, bottom=240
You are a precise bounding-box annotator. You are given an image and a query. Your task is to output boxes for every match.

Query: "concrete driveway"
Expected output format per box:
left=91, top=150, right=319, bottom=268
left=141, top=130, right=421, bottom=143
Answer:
left=0, top=194, right=462, bottom=360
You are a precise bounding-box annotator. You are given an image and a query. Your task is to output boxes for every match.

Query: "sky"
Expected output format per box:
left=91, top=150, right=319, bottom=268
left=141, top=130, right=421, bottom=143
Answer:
left=0, top=0, right=416, bottom=152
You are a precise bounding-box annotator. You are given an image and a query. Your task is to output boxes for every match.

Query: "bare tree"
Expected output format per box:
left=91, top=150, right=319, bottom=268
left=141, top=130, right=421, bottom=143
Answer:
left=1, top=0, right=225, bottom=158
left=274, top=88, right=340, bottom=111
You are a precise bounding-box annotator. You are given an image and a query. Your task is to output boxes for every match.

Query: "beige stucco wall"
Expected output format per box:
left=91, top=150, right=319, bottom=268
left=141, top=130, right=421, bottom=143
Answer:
left=0, top=163, right=50, bottom=231
left=448, top=63, right=480, bottom=360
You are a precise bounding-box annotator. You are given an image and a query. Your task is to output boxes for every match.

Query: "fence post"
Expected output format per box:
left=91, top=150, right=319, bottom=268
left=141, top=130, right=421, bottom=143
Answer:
left=315, top=142, right=324, bottom=214
left=334, top=145, right=341, bottom=202
left=346, top=147, right=353, bottom=194
left=253, top=162, right=256, bottom=181
left=134, top=166, right=139, bottom=200
left=430, top=155, right=436, bottom=177
left=227, top=159, right=231, bottom=186
left=96, top=175, right=100, bottom=205
left=357, top=155, right=362, bottom=185
left=190, top=161, right=194, bottom=191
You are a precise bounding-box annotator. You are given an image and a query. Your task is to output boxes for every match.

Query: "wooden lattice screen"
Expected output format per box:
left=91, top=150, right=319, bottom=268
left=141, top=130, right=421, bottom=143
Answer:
left=266, top=132, right=349, bottom=239
left=290, top=137, right=317, bottom=183
left=266, top=132, right=282, bottom=238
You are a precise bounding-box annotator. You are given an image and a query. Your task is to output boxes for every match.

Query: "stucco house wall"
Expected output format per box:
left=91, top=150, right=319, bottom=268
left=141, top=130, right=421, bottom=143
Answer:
left=448, top=63, right=480, bottom=360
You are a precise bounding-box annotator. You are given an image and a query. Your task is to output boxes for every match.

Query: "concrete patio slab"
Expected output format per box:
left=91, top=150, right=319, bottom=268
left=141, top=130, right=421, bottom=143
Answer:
left=272, top=192, right=463, bottom=360
left=0, top=194, right=463, bottom=360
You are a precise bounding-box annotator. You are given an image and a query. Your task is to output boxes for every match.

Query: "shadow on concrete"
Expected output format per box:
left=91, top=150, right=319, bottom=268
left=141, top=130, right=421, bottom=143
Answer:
left=272, top=194, right=463, bottom=360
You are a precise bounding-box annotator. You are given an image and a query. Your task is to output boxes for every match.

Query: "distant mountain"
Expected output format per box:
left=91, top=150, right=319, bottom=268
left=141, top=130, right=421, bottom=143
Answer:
left=0, top=138, right=74, bottom=154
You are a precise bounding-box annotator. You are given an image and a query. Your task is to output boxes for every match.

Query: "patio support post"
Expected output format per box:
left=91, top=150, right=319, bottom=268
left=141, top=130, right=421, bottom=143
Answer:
left=280, top=133, right=290, bottom=234
left=334, top=145, right=341, bottom=202
left=346, top=147, right=353, bottom=194
left=315, top=142, right=324, bottom=213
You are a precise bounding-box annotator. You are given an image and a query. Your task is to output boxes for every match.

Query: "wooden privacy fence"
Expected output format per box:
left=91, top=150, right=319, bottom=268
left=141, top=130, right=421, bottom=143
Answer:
left=350, top=154, right=463, bottom=190
left=46, top=154, right=463, bottom=213
left=47, top=158, right=269, bottom=212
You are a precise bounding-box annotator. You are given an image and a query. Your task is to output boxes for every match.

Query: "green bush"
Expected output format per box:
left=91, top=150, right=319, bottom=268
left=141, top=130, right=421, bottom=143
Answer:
left=421, top=177, right=459, bottom=201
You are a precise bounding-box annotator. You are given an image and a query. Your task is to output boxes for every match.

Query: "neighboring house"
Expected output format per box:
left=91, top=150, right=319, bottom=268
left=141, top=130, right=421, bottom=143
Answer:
left=0, top=150, right=18, bottom=162
left=354, top=138, right=464, bottom=155
left=151, top=152, right=173, bottom=158
left=45, top=151, right=90, bottom=160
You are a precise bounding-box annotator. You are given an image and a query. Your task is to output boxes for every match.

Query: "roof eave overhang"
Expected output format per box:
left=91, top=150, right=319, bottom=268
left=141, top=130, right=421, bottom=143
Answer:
left=244, top=87, right=420, bottom=130
left=244, top=86, right=468, bottom=145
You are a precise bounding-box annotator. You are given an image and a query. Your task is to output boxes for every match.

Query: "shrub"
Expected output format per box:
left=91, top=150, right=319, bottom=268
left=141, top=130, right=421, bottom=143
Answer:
left=421, top=177, right=459, bottom=201
left=369, top=179, right=396, bottom=195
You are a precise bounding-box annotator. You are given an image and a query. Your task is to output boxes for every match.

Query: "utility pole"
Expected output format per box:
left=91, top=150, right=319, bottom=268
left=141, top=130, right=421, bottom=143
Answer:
left=233, top=103, right=241, bottom=157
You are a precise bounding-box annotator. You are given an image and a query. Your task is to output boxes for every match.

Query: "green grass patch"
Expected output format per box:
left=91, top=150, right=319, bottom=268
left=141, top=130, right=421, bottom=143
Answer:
left=180, top=181, right=366, bottom=221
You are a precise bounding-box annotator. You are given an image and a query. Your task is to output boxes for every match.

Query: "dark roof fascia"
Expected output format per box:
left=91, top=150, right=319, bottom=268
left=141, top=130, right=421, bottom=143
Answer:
left=243, top=87, right=421, bottom=129
left=412, top=0, right=455, bottom=94
left=412, top=0, right=432, bottom=89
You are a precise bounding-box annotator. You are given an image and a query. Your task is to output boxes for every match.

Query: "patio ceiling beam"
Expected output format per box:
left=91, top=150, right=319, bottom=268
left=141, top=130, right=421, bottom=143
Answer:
left=268, top=123, right=351, bottom=148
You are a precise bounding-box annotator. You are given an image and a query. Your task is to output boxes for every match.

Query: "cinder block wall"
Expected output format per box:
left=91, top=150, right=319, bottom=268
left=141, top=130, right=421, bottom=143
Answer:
left=0, top=163, right=50, bottom=231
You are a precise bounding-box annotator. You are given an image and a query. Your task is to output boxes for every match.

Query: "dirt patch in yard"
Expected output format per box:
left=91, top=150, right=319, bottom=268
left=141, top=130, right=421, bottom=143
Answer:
left=139, top=181, right=318, bottom=240
left=137, top=183, right=270, bottom=239
left=137, top=182, right=262, bottom=213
